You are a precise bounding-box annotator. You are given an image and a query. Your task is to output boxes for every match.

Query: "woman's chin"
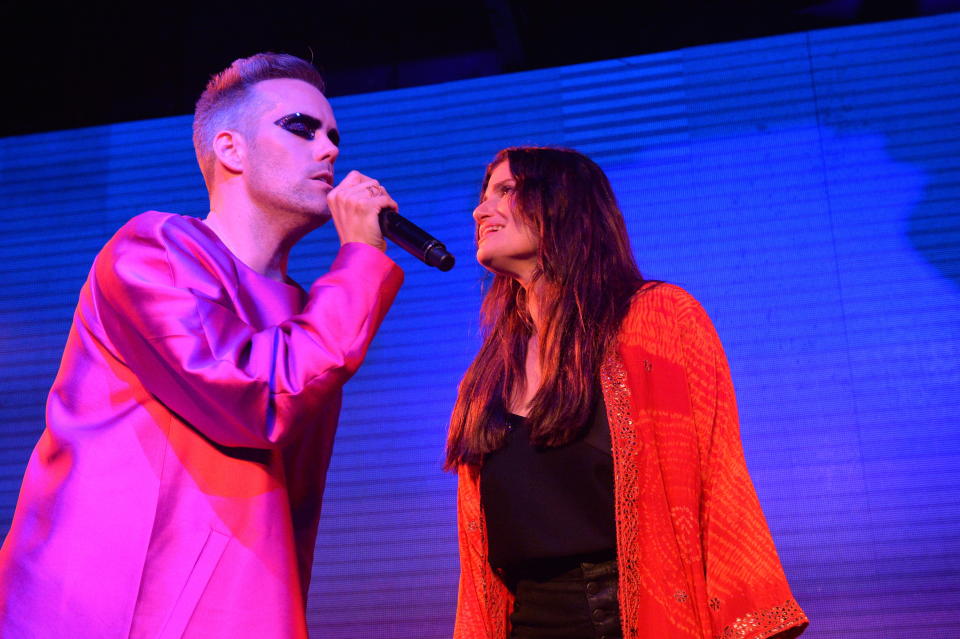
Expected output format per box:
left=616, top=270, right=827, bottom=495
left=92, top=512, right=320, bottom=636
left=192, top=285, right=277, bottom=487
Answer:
left=476, top=249, right=498, bottom=271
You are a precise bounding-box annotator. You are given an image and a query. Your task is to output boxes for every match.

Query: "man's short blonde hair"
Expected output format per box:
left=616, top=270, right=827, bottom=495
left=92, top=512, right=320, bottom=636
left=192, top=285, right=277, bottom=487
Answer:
left=192, top=53, right=326, bottom=189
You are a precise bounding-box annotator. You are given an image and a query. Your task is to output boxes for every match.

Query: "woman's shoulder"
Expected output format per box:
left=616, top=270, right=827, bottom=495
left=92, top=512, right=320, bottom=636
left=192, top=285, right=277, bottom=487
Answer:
left=627, top=281, right=705, bottom=317
left=619, top=282, right=717, bottom=343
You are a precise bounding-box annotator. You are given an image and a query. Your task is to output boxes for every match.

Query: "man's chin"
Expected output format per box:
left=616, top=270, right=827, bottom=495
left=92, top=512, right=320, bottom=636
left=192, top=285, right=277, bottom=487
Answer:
left=294, top=199, right=332, bottom=225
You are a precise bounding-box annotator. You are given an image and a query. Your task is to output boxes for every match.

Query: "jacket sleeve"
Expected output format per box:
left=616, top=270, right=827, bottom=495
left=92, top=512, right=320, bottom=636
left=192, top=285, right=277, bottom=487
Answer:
left=89, top=215, right=403, bottom=450
left=454, top=465, right=511, bottom=639
left=676, top=292, right=808, bottom=639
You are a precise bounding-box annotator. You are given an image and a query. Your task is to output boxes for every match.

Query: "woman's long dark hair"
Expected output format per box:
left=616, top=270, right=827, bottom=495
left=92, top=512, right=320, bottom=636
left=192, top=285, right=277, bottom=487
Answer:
left=445, top=147, right=646, bottom=469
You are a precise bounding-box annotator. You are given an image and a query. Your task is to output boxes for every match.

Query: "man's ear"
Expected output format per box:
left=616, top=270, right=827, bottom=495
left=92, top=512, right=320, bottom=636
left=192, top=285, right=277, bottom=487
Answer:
left=212, top=130, right=245, bottom=174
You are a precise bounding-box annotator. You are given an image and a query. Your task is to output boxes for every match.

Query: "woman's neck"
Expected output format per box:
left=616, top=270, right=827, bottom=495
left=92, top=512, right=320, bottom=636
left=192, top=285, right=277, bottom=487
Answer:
left=521, top=278, right=546, bottom=335
left=512, top=279, right=547, bottom=416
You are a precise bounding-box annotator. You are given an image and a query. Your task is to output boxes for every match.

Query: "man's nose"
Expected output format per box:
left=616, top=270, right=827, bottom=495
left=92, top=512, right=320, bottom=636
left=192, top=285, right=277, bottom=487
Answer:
left=314, top=137, right=339, bottom=162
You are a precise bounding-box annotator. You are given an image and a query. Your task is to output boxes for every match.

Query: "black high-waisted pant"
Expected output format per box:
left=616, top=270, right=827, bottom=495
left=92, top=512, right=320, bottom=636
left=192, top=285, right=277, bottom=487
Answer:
left=508, top=558, right=623, bottom=639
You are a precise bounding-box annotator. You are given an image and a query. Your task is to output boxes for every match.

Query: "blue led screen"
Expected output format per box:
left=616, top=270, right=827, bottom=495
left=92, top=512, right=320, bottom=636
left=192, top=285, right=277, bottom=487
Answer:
left=1, top=12, right=959, bottom=638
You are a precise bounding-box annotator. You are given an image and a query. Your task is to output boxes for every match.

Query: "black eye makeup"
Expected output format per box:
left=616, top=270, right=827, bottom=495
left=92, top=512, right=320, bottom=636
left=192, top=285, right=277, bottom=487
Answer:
left=327, top=128, right=340, bottom=147
left=273, top=112, right=339, bottom=147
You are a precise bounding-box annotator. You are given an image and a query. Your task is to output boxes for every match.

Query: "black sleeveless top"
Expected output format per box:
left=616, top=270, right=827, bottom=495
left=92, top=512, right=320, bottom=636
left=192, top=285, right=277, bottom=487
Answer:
left=480, top=397, right=616, bottom=578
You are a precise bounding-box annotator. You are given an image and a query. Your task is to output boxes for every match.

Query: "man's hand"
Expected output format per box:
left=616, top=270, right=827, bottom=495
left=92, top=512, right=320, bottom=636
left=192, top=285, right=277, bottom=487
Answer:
left=326, top=170, right=399, bottom=251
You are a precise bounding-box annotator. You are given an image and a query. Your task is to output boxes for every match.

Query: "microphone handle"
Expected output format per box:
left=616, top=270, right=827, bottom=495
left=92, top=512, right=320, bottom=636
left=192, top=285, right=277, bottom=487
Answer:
left=378, top=209, right=455, bottom=272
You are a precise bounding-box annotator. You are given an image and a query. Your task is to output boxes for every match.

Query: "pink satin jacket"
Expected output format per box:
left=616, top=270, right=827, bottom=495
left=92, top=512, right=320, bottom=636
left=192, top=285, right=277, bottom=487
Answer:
left=0, top=212, right=403, bottom=638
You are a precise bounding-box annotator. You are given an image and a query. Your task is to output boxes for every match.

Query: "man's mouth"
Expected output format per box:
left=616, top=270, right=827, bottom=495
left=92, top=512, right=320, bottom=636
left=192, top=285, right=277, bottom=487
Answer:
left=311, top=173, right=333, bottom=185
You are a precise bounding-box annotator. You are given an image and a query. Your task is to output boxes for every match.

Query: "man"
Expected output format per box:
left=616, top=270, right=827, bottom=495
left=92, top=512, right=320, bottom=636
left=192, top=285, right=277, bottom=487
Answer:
left=0, top=53, right=403, bottom=638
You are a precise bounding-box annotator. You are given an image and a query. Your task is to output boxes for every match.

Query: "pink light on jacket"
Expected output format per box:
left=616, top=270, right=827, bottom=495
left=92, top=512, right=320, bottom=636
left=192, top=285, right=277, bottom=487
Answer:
left=0, top=212, right=403, bottom=638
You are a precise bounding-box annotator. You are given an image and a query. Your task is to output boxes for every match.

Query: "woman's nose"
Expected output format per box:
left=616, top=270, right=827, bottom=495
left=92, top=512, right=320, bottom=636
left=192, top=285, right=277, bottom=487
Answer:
left=473, top=200, right=492, bottom=222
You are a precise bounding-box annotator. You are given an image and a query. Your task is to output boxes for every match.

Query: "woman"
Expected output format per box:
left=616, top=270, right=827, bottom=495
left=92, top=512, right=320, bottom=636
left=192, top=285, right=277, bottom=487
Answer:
left=446, top=147, right=808, bottom=639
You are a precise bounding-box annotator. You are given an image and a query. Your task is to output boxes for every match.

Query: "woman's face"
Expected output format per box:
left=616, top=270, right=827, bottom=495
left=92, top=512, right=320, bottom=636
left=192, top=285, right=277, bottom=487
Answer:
left=473, top=160, right=540, bottom=284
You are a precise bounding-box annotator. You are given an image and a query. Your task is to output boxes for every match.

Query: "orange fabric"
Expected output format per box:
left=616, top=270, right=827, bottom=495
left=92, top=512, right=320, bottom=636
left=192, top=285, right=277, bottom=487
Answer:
left=454, top=284, right=808, bottom=639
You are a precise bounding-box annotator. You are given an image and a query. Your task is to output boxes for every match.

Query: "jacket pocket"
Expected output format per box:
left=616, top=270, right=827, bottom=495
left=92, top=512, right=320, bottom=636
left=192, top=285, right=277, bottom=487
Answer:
left=155, top=528, right=231, bottom=639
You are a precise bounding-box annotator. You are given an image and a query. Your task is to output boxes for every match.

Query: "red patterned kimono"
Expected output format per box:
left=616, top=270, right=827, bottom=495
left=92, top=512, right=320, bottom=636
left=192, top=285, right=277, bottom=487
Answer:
left=454, top=284, right=808, bottom=639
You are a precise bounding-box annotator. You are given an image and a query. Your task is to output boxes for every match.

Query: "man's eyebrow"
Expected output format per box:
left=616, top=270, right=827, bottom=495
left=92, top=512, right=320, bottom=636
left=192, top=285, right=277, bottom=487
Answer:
left=274, top=112, right=323, bottom=126
left=275, top=113, right=339, bottom=146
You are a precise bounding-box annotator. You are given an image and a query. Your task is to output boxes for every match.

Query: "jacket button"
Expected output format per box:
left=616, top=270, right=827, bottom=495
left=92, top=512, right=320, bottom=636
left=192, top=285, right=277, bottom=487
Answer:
left=586, top=582, right=599, bottom=595
left=592, top=609, right=605, bottom=621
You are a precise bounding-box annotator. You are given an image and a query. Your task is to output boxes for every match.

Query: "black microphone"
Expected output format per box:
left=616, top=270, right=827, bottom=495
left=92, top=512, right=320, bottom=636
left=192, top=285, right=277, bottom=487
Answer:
left=378, top=208, right=455, bottom=272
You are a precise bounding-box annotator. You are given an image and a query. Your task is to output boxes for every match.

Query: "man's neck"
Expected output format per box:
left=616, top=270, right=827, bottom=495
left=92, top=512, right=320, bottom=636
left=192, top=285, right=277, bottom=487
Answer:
left=203, top=204, right=314, bottom=283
